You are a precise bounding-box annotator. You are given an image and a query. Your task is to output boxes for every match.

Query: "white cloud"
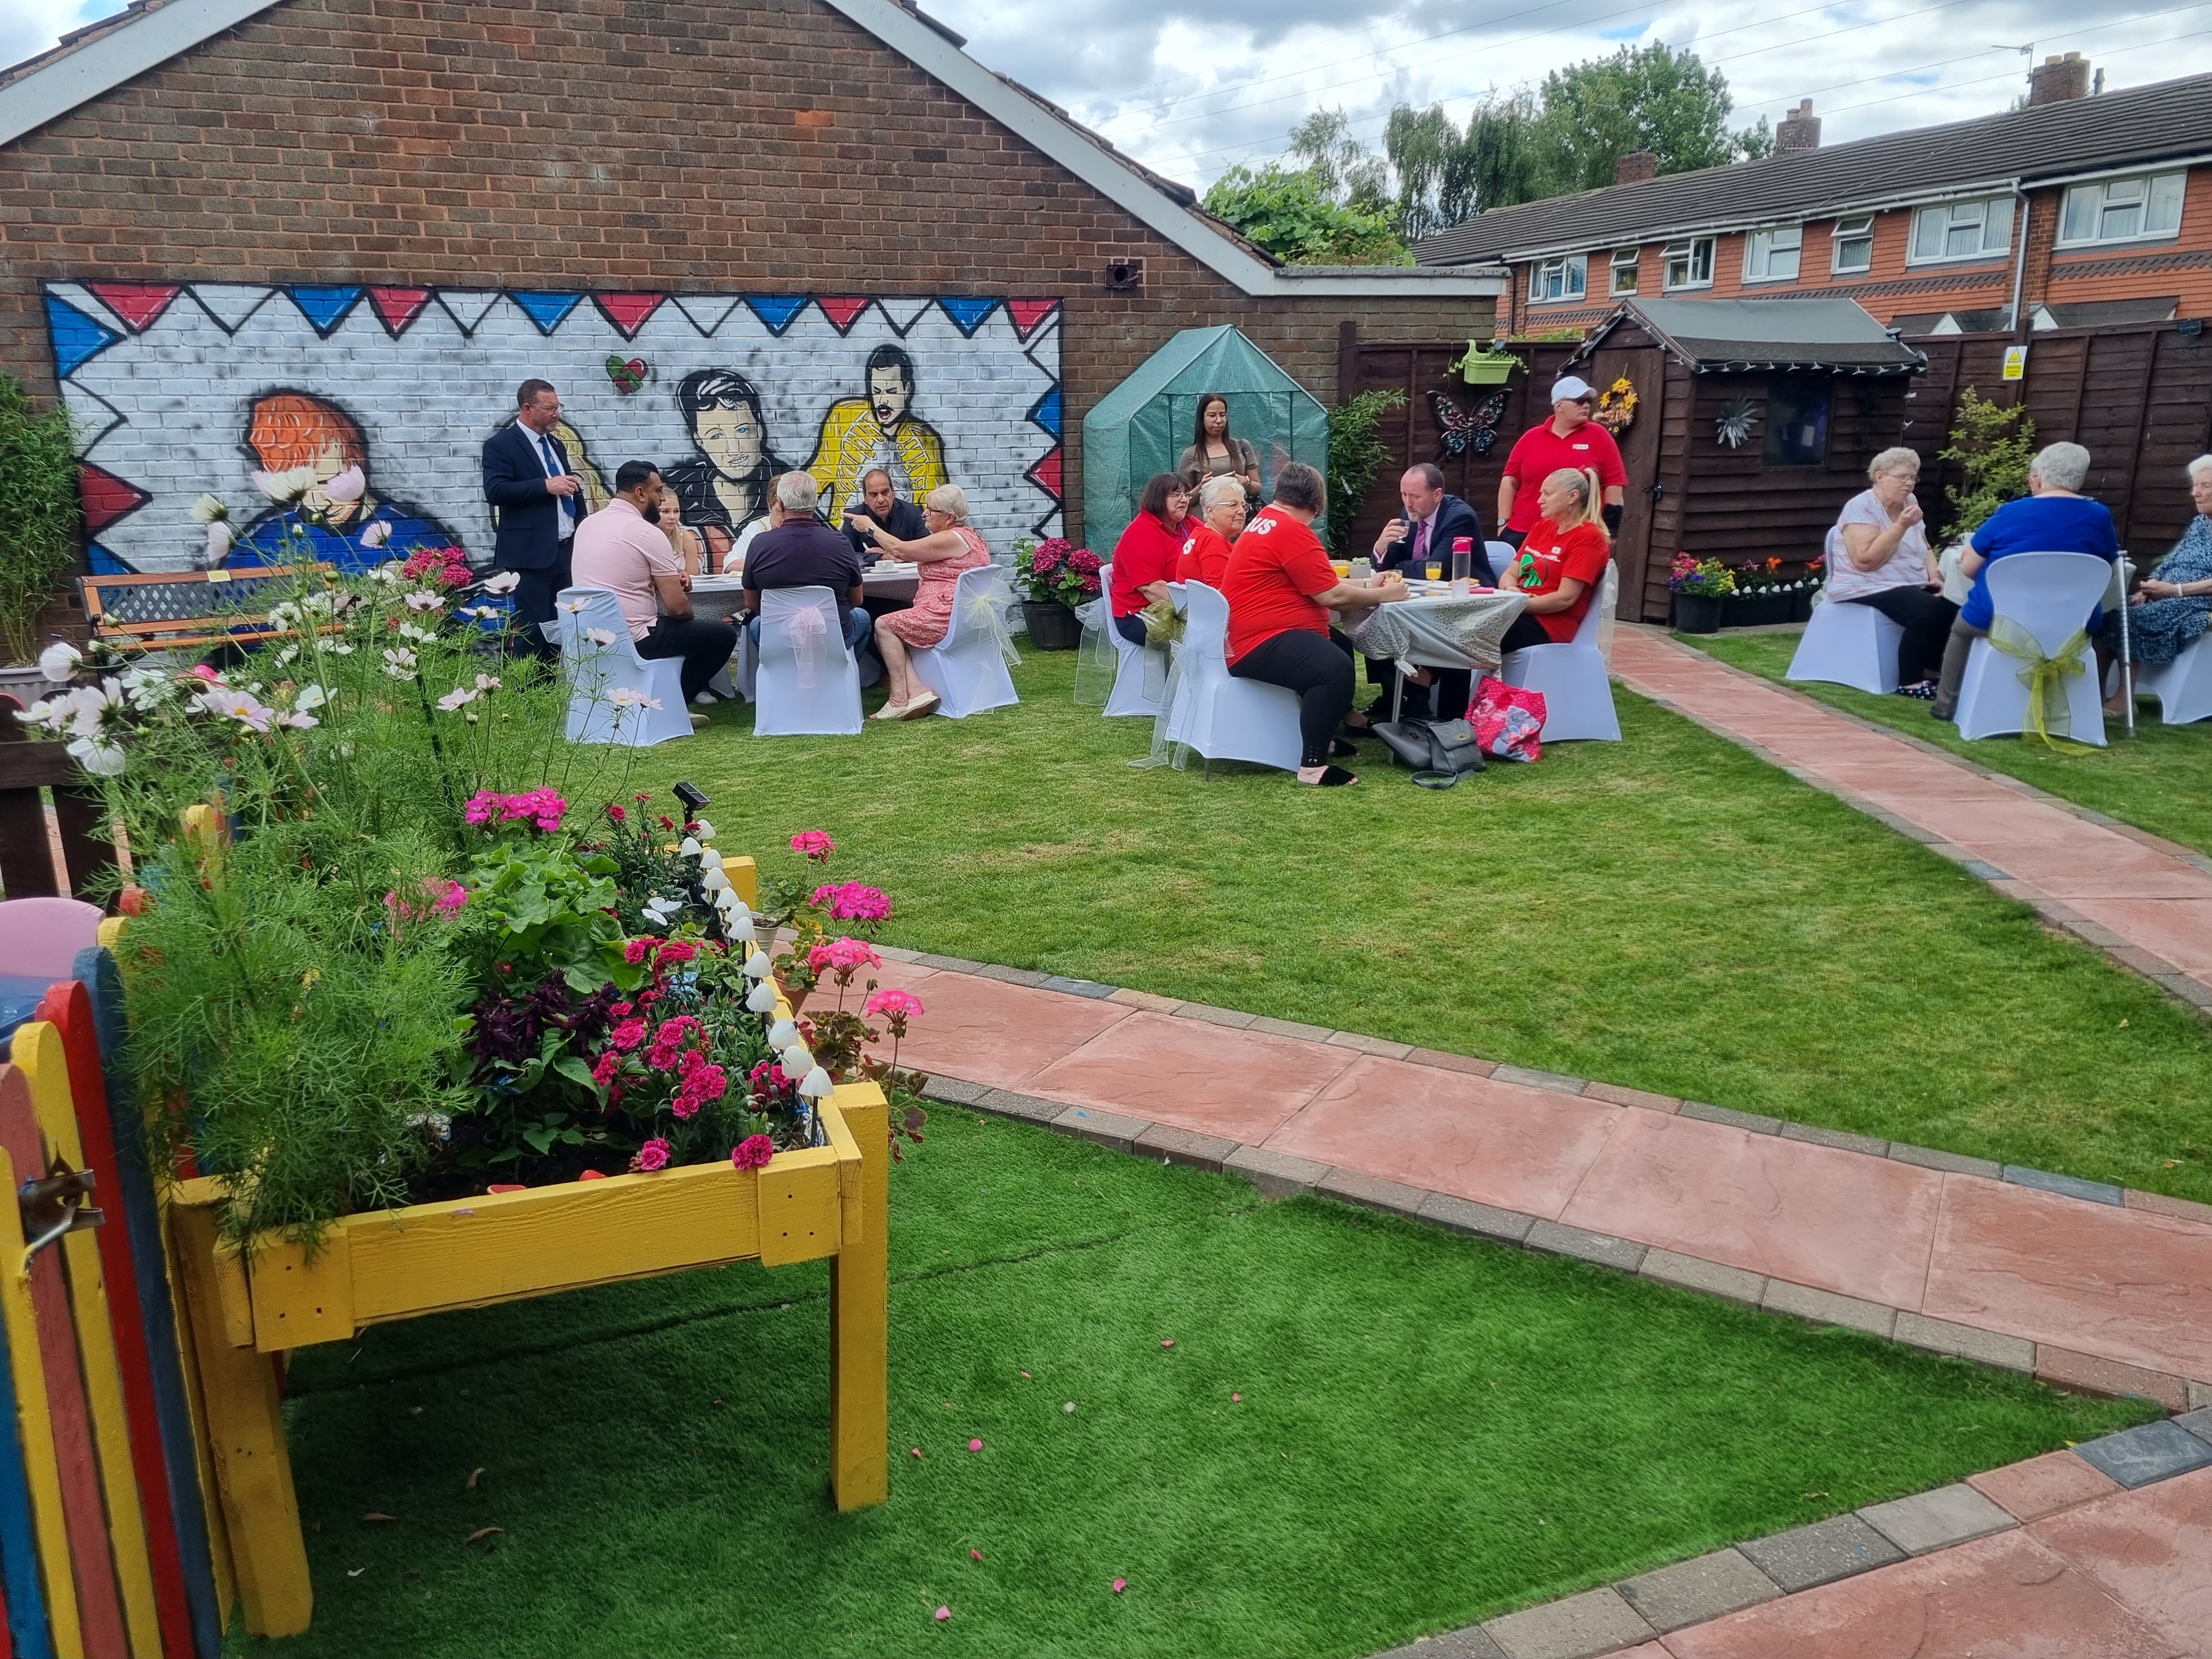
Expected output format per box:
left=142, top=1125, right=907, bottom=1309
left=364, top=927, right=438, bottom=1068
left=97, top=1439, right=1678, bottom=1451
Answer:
left=1, top=0, right=125, bottom=79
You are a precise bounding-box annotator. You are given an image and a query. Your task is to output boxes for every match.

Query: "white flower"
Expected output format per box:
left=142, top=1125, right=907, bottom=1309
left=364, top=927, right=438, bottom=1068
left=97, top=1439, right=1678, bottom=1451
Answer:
left=65, top=680, right=122, bottom=736
left=781, top=1043, right=814, bottom=1076
left=188, top=493, right=229, bottom=525
left=294, top=684, right=328, bottom=712
left=117, top=668, right=174, bottom=712
left=436, top=685, right=479, bottom=712
left=403, top=590, right=444, bottom=613
left=66, top=735, right=125, bottom=776
left=198, top=687, right=274, bottom=732
left=766, top=1018, right=799, bottom=1050
left=328, top=641, right=355, bottom=656
left=483, top=571, right=521, bottom=595
left=605, top=688, right=663, bottom=710
left=273, top=644, right=301, bottom=667
left=556, top=597, right=590, bottom=614
left=398, top=622, right=437, bottom=644
left=323, top=465, right=366, bottom=505
left=744, top=980, right=778, bottom=1013
left=742, top=950, right=772, bottom=979
left=299, top=591, right=337, bottom=617
left=38, top=642, right=80, bottom=681
left=373, top=562, right=405, bottom=585
left=586, top=627, right=618, bottom=648
left=19, top=697, right=69, bottom=733
left=204, top=521, right=233, bottom=565
left=253, top=465, right=317, bottom=504
left=381, top=647, right=417, bottom=680
left=474, top=674, right=501, bottom=692
left=359, top=520, right=392, bottom=549
left=277, top=709, right=318, bottom=730
left=797, top=1066, right=834, bottom=1100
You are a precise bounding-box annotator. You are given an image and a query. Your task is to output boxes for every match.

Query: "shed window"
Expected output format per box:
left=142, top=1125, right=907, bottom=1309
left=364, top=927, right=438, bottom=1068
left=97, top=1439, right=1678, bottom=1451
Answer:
left=1529, top=255, right=1588, bottom=302
left=1908, top=196, right=2011, bottom=263
left=1743, top=225, right=1802, bottom=282
left=1610, top=247, right=1640, bottom=295
left=2058, top=172, right=2185, bottom=246
left=1662, top=238, right=1714, bottom=290
left=1762, top=378, right=1831, bottom=466
left=1831, top=216, right=1874, bottom=274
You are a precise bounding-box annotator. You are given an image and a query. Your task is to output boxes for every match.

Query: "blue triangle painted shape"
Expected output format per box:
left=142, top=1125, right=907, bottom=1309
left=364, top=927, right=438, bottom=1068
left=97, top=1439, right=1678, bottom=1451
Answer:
left=1026, top=386, right=1062, bottom=441
left=46, top=292, right=122, bottom=380
left=744, top=295, right=809, bottom=336
left=87, top=541, right=134, bottom=575
left=287, top=285, right=364, bottom=336
left=938, top=298, right=1001, bottom=337
left=510, top=291, right=585, bottom=335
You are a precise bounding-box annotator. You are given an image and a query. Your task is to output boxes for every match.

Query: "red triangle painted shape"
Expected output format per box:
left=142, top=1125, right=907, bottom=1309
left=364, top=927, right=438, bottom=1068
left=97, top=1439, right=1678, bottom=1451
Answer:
left=816, top=297, right=871, bottom=334
left=1024, top=446, right=1063, bottom=502
left=84, top=283, right=182, bottom=334
left=368, top=286, right=433, bottom=335
left=595, top=293, right=667, bottom=339
left=79, top=462, right=151, bottom=535
left=1007, top=299, right=1060, bottom=341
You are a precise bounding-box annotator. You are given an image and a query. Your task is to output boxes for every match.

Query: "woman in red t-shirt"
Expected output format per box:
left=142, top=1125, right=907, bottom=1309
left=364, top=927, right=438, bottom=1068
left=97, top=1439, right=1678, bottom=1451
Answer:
left=1108, top=472, right=1191, bottom=646
left=1177, top=475, right=1246, bottom=588
left=1221, top=462, right=1408, bottom=786
left=1497, top=467, right=1613, bottom=653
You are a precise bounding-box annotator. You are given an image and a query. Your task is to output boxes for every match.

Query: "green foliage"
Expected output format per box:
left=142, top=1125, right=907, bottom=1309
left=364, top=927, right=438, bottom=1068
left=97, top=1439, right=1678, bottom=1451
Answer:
left=1668, top=554, right=1737, bottom=596
left=1202, top=164, right=1410, bottom=267
left=0, top=374, right=81, bottom=663
left=1387, top=89, right=1549, bottom=234
left=1535, top=41, right=1748, bottom=194
left=458, top=833, right=633, bottom=993
left=1325, top=388, right=1407, bottom=552
left=1939, top=387, right=2036, bottom=540
left=1288, top=107, right=1390, bottom=207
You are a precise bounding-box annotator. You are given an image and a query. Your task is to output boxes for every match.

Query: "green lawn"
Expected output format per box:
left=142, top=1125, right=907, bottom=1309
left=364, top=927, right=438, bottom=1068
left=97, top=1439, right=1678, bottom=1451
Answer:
left=253, top=1108, right=2152, bottom=1659
left=1683, top=627, right=2212, bottom=859
left=673, top=650, right=2212, bottom=1203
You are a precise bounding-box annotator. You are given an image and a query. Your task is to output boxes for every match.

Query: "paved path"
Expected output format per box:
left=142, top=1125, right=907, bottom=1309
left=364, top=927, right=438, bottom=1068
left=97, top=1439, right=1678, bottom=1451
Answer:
left=1608, top=627, right=2212, bottom=1008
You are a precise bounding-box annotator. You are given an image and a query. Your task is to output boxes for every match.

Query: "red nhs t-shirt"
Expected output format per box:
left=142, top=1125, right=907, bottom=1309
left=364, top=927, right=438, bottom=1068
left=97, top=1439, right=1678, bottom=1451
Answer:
left=1501, top=420, right=1627, bottom=532
left=1177, top=523, right=1234, bottom=589
left=1505, top=518, right=1612, bottom=643
left=1224, top=506, right=1335, bottom=663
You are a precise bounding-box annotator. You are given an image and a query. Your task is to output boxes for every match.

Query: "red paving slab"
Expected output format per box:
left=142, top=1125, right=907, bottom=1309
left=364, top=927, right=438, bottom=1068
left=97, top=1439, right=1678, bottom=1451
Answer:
left=1558, top=1109, right=1942, bottom=1308
left=1263, top=1054, right=1623, bottom=1218
left=878, top=969, right=1128, bottom=1091
left=1968, top=1450, right=2124, bottom=1522
left=2029, top=1467, right=2212, bottom=1652
left=1028, top=1012, right=1350, bottom=1145
left=1921, top=1177, right=2212, bottom=1384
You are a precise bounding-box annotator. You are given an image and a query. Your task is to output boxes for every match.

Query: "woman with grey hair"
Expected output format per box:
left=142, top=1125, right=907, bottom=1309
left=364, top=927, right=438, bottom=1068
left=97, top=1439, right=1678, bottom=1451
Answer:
left=857, top=482, right=991, bottom=720
left=1825, top=446, right=1953, bottom=697
left=1932, top=441, right=2119, bottom=723
left=1176, top=474, right=1248, bottom=589
left=2104, top=454, right=2212, bottom=697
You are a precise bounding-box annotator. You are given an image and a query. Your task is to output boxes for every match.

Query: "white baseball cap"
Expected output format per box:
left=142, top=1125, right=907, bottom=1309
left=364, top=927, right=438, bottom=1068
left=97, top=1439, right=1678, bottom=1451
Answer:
left=1550, top=375, right=1596, bottom=402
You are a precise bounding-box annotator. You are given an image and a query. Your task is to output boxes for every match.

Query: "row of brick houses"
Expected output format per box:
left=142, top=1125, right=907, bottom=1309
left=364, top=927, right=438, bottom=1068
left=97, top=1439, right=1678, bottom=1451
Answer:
left=1417, top=58, right=2212, bottom=342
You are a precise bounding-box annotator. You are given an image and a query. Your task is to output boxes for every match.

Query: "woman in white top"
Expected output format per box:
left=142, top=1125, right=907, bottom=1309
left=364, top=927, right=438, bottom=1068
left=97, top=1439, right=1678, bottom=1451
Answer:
left=1825, top=446, right=1955, bottom=697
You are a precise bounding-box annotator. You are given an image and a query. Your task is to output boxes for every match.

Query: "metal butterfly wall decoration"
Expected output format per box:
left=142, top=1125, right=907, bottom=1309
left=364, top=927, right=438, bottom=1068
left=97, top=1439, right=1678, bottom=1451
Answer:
left=1429, top=388, right=1510, bottom=458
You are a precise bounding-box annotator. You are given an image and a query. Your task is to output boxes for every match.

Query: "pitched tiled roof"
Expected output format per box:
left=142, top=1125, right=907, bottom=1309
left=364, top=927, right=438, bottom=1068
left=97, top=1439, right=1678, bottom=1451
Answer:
left=1568, top=298, right=1926, bottom=374
left=1417, top=71, right=2212, bottom=266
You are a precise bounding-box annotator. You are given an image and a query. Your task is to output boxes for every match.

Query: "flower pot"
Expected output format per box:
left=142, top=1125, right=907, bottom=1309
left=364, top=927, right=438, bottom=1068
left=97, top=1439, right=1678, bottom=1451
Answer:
left=0, top=662, right=58, bottom=707
left=1673, top=592, right=1725, bottom=634
left=1022, top=600, right=1082, bottom=651
left=1459, top=356, right=1517, bottom=385
left=1725, top=591, right=1791, bottom=628
left=1790, top=588, right=1816, bottom=623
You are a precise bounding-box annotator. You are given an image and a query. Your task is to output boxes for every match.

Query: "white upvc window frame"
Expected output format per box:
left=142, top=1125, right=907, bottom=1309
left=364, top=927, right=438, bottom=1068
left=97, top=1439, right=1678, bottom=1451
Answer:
left=1742, top=224, right=1802, bottom=283
left=2057, top=170, right=2187, bottom=249
left=1528, top=253, right=1588, bottom=303
left=1906, top=195, right=2013, bottom=266
left=1661, top=236, right=1715, bottom=291
left=1830, top=214, right=1875, bottom=275
left=1609, top=246, right=1640, bottom=295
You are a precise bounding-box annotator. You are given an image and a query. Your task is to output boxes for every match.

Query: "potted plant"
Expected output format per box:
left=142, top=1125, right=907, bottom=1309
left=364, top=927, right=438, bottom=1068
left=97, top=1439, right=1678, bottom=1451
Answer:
left=1668, top=554, right=1735, bottom=633
left=0, top=374, right=82, bottom=701
left=1011, top=535, right=1097, bottom=650
left=1454, top=340, right=1520, bottom=386
left=1726, top=558, right=1794, bottom=628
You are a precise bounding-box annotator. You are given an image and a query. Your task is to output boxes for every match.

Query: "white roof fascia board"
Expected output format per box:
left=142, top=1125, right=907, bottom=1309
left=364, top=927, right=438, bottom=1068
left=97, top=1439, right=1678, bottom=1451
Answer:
left=0, top=0, right=278, bottom=148
left=1269, top=267, right=1503, bottom=296
left=2023, top=150, right=2212, bottom=189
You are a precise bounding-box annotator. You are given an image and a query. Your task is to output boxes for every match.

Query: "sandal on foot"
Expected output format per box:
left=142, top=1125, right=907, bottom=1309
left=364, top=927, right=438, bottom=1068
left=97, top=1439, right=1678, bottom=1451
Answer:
left=900, top=690, right=940, bottom=720
left=870, top=701, right=907, bottom=721
left=1295, top=764, right=1358, bottom=787
left=1329, top=737, right=1360, bottom=758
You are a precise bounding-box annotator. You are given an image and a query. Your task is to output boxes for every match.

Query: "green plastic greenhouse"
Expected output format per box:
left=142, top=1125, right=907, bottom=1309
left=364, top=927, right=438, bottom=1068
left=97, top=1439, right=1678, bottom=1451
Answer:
left=1080, top=325, right=1330, bottom=554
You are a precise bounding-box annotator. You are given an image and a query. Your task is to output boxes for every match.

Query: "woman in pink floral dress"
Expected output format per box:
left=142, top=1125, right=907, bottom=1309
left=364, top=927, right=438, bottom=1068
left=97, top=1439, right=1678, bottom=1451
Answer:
left=854, top=482, right=992, bottom=719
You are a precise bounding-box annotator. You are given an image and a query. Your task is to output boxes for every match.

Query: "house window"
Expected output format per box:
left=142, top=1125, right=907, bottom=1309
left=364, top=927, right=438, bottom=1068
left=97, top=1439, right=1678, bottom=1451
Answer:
left=1743, top=225, right=1802, bottom=283
left=1762, top=377, right=1830, bottom=466
left=1908, top=196, right=2012, bottom=263
left=2058, top=172, right=2186, bottom=246
left=1610, top=247, right=1640, bottom=296
left=1662, top=238, right=1714, bottom=290
left=1831, top=215, right=1874, bottom=274
left=1528, top=255, right=1587, bottom=303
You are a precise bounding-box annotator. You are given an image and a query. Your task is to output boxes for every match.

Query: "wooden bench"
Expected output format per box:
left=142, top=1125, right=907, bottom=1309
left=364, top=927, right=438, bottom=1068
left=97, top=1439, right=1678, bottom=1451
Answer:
left=78, top=564, right=338, bottom=655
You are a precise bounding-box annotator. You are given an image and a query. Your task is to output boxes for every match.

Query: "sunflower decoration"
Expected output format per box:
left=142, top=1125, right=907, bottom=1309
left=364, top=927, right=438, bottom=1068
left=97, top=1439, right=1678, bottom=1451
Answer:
left=1595, top=376, right=1638, bottom=435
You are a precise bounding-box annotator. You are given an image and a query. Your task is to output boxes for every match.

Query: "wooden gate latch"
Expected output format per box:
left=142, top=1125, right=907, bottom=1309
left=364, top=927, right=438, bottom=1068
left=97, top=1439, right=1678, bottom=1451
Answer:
left=19, top=1158, right=103, bottom=1267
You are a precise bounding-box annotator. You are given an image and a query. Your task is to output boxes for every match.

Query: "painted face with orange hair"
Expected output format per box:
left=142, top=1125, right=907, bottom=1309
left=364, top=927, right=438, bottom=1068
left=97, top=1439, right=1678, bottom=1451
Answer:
left=245, top=393, right=372, bottom=524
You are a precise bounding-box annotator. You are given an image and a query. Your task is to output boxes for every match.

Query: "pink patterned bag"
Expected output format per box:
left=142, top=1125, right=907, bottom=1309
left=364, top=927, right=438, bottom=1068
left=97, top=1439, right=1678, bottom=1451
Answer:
left=1471, top=675, right=1545, bottom=763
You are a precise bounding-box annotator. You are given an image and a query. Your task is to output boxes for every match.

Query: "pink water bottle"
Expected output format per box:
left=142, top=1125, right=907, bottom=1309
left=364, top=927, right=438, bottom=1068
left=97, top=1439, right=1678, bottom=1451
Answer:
left=1450, top=536, right=1473, bottom=592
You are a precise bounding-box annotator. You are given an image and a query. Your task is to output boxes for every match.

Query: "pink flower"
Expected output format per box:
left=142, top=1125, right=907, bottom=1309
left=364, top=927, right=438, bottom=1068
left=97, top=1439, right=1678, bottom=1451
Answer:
left=656, top=940, right=698, bottom=966
left=608, top=804, right=628, bottom=823
left=190, top=663, right=224, bottom=684
left=608, top=1018, right=647, bottom=1053
left=433, top=880, right=468, bottom=916
left=731, top=1134, right=774, bottom=1171
left=790, top=830, right=836, bottom=863
left=623, top=939, right=653, bottom=964
left=809, top=882, right=891, bottom=927
left=1065, top=548, right=1102, bottom=573
left=865, top=988, right=924, bottom=1022
left=1030, top=546, right=1063, bottom=574
left=323, top=465, right=366, bottom=505
left=590, top=1051, right=620, bottom=1087
left=635, top=1137, right=672, bottom=1172
left=807, top=936, right=882, bottom=979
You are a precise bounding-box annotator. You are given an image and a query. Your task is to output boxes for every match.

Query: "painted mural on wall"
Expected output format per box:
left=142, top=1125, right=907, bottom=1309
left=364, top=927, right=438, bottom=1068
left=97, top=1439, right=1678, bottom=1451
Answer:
left=41, top=283, right=1065, bottom=574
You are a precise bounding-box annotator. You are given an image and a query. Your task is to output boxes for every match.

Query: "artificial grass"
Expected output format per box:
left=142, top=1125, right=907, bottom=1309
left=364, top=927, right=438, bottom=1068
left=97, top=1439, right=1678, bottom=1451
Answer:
left=254, top=1108, right=2154, bottom=1659
left=672, top=650, right=2212, bottom=1204
left=1683, top=626, right=2212, bottom=858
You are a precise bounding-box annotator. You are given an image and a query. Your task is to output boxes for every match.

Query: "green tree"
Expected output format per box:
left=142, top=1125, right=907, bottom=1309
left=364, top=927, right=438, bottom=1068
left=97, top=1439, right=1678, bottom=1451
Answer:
left=1288, top=108, right=1391, bottom=208
left=1533, top=41, right=1748, bottom=194
left=1203, top=164, right=1410, bottom=266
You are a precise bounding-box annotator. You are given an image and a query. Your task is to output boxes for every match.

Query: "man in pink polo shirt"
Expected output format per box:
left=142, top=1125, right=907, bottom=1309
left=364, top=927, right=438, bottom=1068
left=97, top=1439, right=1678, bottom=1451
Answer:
left=571, top=461, right=738, bottom=716
left=1496, top=376, right=1627, bottom=550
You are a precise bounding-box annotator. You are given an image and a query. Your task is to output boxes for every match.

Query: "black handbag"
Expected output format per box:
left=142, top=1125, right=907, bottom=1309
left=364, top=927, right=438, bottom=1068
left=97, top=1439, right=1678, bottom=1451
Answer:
left=1371, top=716, right=1487, bottom=787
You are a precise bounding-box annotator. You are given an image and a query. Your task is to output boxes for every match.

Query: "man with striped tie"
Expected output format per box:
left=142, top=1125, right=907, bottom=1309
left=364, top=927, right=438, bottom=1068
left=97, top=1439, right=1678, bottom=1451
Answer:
left=483, top=379, right=584, bottom=657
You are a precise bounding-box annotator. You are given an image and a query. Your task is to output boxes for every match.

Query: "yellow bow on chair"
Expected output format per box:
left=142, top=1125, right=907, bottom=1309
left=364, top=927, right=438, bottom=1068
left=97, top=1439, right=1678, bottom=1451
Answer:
left=1985, top=616, right=2096, bottom=754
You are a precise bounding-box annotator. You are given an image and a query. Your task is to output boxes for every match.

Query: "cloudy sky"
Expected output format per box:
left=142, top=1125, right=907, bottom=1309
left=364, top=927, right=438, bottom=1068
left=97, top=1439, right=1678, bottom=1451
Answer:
left=9, top=0, right=2211, bottom=195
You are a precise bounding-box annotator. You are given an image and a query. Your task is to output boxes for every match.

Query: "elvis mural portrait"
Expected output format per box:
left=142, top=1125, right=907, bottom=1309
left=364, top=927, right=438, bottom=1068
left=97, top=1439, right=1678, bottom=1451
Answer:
left=40, top=284, right=1065, bottom=578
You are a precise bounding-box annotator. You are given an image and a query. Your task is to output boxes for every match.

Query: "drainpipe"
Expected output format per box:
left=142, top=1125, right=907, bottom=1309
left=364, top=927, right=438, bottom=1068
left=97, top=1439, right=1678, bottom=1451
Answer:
left=2007, top=182, right=2032, bottom=340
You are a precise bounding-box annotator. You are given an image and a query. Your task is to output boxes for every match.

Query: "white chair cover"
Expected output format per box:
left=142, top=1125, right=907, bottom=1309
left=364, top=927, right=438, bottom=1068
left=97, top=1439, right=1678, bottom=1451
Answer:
left=1486, top=540, right=1517, bottom=585
left=1499, top=562, right=1621, bottom=741
left=1150, top=582, right=1301, bottom=774
left=1787, top=596, right=1904, bottom=695
left=1954, top=551, right=2109, bottom=745
left=2135, top=634, right=2212, bottom=725
left=754, top=585, right=862, bottom=737
left=543, top=586, right=691, bottom=746
left=908, top=564, right=1021, bottom=719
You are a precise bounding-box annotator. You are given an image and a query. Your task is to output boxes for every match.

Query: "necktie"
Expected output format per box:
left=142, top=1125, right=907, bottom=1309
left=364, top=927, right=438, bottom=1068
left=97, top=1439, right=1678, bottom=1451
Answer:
left=1412, top=517, right=1430, bottom=565
left=540, top=436, right=573, bottom=531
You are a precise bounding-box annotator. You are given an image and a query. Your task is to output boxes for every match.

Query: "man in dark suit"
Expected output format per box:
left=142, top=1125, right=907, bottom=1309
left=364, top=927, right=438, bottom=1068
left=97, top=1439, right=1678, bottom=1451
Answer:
left=1364, top=464, right=1486, bottom=723
left=483, top=379, right=583, bottom=656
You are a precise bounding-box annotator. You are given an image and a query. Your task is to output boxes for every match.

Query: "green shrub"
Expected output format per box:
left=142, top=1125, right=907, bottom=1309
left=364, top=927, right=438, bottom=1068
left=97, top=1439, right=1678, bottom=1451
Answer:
left=1939, top=388, right=2035, bottom=541
left=0, top=374, right=81, bottom=664
left=1326, top=388, right=1407, bottom=552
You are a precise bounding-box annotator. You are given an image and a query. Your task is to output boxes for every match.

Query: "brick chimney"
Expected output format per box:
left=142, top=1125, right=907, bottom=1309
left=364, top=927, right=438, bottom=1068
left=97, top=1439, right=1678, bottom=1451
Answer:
left=1614, top=149, right=1657, bottom=185
left=2028, top=52, right=2091, bottom=106
left=1775, top=99, right=1821, bottom=153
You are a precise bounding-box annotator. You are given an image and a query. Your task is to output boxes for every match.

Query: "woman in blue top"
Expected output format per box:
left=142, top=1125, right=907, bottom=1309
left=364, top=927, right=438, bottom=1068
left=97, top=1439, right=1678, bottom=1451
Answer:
left=1932, top=442, right=2117, bottom=722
